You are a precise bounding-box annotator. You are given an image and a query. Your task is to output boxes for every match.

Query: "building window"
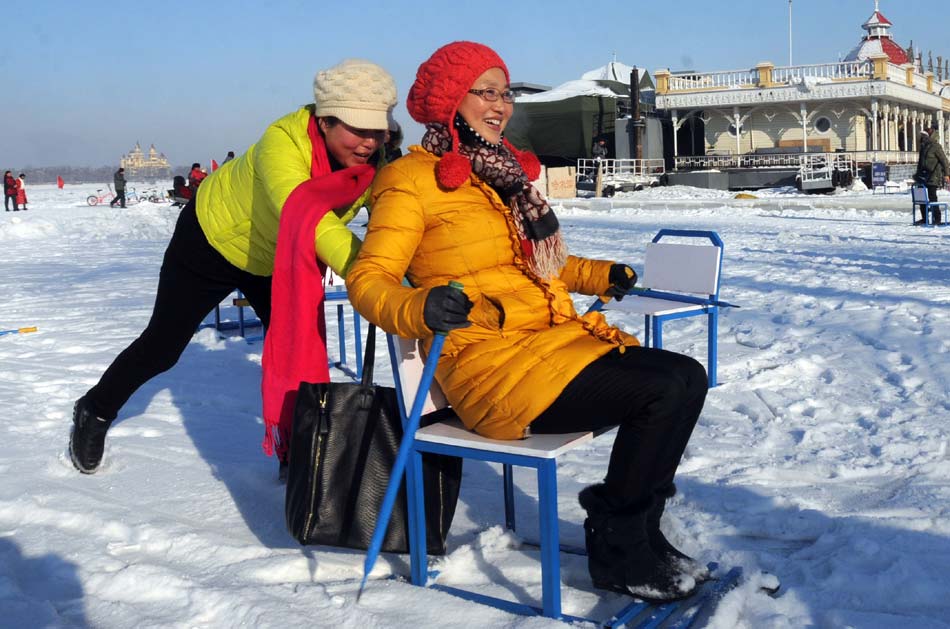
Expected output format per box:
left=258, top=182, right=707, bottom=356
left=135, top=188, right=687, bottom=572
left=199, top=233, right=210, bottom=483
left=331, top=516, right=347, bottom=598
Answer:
left=728, top=123, right=744, bottom=137
left=814, top=116, right=832, bottom=134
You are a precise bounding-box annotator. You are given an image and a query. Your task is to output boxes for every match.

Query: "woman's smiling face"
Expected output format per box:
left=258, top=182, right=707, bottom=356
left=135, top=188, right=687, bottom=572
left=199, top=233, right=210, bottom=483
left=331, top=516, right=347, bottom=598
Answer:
left=457, top=67, right=512, bottom=146
left=320, top=118, right=386, bottom=167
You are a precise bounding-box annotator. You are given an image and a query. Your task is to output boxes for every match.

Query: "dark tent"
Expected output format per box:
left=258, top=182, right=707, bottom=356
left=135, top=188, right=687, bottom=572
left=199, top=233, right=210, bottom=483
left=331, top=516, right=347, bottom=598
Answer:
left=506, top=69, right=656, bottom=167
left=506, top=80, right=629, bottom=167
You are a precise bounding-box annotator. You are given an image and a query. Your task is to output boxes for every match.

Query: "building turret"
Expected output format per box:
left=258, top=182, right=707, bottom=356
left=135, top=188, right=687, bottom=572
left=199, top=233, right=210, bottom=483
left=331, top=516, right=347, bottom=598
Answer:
left=843, top=4, right=908, bottom=65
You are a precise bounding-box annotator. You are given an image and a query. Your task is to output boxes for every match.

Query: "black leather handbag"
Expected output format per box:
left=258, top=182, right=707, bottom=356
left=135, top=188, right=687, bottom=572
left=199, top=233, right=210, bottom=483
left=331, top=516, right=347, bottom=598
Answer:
left=285, top=323, right=461, bottom=554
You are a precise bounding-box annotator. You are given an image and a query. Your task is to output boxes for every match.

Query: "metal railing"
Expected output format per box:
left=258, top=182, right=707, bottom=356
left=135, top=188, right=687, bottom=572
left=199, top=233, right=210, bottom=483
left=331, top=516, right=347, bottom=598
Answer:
left=799, top=153, right=856, bottom=183
left=674, top=150, right=917, bottom=170
left=576, top=158, right=666, bottom=183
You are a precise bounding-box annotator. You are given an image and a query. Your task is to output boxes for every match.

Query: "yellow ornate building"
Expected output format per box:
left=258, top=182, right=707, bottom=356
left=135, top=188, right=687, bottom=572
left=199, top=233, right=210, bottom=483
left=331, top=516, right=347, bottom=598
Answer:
left=120, top=143, right=171, bottom=178
left=653, top=3, right=949, bottom=188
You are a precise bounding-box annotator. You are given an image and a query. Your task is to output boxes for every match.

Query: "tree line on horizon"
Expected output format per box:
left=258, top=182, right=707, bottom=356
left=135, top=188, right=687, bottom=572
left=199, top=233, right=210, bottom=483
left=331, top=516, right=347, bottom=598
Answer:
left=7, top=165, right=198, bottom=185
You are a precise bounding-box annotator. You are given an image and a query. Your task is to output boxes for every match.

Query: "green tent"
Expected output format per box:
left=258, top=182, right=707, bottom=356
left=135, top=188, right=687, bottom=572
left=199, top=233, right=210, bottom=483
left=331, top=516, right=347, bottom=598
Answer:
left=506, top=97, right=617, bottom=166
left=506, top=80, right=629, bottom=166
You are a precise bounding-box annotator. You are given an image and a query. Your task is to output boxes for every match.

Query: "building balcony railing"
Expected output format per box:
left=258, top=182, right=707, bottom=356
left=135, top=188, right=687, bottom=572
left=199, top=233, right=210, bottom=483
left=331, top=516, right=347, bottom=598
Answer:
left=771, top=61, right=872, bottom=83
left=667, top=68, right=758, bottom=92
left=662, top=60, right=946, bottom=96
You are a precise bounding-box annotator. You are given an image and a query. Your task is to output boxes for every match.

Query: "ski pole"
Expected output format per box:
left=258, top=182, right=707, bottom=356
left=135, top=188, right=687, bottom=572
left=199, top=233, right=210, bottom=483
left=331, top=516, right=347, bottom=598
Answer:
left=0, top=326, right=37, bottom=337
left=357, top=281, right=462, bottom=602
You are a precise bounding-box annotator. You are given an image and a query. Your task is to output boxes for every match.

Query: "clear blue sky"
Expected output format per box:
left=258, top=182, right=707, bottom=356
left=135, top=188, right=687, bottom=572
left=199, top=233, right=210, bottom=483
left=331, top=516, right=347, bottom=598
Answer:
left=0, top=0, right=941, bottom=167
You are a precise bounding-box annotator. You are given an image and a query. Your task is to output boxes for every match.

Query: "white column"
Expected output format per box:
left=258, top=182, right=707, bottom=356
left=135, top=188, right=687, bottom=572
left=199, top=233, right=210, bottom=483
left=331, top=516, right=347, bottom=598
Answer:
left=911, top=111, right=918, bottom=151
left=671, top=110, right=680, bottom=166
left=882, top=103, right=890, bottom=151
left=871, top=99, right=879, bottom=151
left=892, top=105, right=901, bottom=151
left=902, top=109, right=909, bottom=152
left=749, top=111, right=756, bottom=152
left=733, top=107, right=742, bottom=157
left=801, top=103, right=808, bottom=153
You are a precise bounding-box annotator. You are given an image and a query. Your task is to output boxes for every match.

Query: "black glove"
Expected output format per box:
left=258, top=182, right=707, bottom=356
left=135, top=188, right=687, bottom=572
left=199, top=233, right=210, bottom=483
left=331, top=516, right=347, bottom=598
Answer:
left=605, top=264, right=638, bottom=301
left=423, top=285, right=474, bottom=332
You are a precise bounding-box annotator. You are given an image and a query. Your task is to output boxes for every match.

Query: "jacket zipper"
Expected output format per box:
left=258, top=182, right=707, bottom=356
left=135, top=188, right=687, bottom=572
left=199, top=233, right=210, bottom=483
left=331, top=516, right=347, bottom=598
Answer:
left=304, top=390, right=329, bottom=537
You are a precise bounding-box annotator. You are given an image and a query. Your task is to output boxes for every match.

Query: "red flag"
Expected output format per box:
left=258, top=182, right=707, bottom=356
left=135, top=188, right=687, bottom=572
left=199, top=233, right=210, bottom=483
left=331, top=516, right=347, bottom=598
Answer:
left=211, top=159, right=219, bottom=172
left=56, top=175, right=64, bottom=189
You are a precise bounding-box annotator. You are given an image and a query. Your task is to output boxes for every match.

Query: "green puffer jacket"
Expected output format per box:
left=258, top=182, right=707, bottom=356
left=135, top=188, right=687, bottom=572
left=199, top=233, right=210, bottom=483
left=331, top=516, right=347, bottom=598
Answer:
left=918, top=138, right=950, bottom=187
left=195, top=106, right=370, bottom=277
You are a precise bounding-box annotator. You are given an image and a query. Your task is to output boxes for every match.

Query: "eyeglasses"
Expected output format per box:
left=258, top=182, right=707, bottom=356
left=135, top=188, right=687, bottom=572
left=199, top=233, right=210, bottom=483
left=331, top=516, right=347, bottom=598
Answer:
left=467, top=88, right=515, bottom=104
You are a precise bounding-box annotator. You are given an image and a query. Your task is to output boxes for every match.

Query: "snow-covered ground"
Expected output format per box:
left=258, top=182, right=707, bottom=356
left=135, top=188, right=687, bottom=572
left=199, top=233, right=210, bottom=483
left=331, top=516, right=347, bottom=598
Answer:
left=1, top=183, right=948, bottom=628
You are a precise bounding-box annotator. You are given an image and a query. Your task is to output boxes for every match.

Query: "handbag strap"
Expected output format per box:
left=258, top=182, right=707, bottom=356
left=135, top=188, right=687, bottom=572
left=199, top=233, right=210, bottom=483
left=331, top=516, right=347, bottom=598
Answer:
left=361, top=323, right=377, bottom=386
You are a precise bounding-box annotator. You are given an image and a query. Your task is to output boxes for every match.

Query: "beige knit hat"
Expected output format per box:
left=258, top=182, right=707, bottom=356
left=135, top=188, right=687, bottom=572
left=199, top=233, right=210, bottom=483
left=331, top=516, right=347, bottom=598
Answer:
left=313, top=59, right=397, bottom=131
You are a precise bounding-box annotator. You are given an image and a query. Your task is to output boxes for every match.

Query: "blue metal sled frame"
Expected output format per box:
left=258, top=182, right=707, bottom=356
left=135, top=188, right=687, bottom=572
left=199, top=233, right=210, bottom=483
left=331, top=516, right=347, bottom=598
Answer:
left=385, top=332, right=738, bottom=627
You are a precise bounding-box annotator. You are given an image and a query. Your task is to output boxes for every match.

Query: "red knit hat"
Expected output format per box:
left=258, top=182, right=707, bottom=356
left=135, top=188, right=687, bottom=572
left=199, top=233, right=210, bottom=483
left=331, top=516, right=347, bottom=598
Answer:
left=407, top=41, right=540, bottom=188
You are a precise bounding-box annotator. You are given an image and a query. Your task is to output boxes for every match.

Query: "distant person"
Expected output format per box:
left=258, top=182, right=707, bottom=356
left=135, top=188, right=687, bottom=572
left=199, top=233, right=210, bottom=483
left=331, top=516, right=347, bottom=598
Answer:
left=15, top=173, right=27, bottom=210
left=914, top=128, right=949, bottom=224
left=592, top=137, right=609, bottom=160
left=222, top=151, right=235, bottom=164
left=384, top=120, right=403, bottom=160
left=4, top=171, right=18, bottom=211
left=188, top=163, right=207, bottom=190
left=110, top=167, right=126, bottom=208
left=172, top=175, right=192, bottom=200
left=68, top=59, right=397, bottom=477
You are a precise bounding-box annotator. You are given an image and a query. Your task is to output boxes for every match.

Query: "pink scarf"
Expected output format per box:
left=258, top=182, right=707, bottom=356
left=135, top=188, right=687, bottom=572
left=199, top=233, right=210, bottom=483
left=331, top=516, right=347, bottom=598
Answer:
left=261, top=116, right=375, bottom=460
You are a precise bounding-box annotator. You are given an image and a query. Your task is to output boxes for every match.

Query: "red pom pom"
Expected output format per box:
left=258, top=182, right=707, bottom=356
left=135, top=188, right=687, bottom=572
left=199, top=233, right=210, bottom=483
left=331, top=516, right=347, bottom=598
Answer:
left=505, top=141, right=542, bottom=181
left=435, top=152, right=472, bottom=189
left=519, top=151, right=542, bottom=181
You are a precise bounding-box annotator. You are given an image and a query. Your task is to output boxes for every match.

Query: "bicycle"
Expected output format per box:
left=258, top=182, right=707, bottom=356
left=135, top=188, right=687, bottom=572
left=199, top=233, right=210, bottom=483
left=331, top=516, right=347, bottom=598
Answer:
left=124, top=187, right=142, bottom=205
left=86, top=188, right=115, bottom=206
left=140, top=188, right=167, bottom=203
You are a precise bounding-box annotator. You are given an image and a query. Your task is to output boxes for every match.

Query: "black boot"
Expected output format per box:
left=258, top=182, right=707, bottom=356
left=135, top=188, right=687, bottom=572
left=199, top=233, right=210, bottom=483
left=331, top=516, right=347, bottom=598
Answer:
left=579, top=484, right=697, bottom=602
left=646, top=485, right=711, bottom=582
left=69, top=397, right=114, bottom=474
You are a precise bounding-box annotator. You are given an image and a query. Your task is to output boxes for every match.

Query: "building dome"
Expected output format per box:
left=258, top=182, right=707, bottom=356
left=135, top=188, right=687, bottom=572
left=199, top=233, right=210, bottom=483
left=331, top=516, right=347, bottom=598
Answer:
left=843, top=8, right=909, bottom=65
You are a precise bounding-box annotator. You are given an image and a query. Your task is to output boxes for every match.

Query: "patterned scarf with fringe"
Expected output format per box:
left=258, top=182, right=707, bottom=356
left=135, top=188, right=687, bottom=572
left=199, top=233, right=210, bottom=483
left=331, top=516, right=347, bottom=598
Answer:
left=421, top=122, right=569, bottom=279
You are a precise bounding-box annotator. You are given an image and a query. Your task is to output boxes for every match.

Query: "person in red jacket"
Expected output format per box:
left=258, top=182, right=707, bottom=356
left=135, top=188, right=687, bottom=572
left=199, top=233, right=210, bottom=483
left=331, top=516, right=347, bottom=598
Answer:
left=188, top=163, right=207, bottom=190
left=15, top=174, right=28, bottom=210
left=4, top=171, right=18, bottom=211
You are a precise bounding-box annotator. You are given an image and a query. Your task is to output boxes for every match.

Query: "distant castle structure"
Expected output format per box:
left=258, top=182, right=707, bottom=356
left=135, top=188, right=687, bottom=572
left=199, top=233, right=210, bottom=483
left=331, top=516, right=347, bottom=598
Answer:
left=120, top=142, right=171, bottom=178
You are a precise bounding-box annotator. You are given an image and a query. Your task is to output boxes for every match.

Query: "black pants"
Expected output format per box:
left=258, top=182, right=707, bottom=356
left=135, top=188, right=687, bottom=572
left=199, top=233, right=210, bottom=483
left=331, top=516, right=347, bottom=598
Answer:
left=5, top=193, right=16, bottom=211
left=111, top=190, right=126, bottom=208
left=531, top=346, right=707, bottom=509
left=84, top=199, right=272, bottom=419
left=923, top=185, right=942, bottom=224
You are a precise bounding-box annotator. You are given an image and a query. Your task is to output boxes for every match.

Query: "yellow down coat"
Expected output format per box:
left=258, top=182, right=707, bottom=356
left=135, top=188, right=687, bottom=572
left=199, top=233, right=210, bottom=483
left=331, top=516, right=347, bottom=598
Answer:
left=347, top=147, right=639, bottom=440
left=195, top=107, right=367, bottom=277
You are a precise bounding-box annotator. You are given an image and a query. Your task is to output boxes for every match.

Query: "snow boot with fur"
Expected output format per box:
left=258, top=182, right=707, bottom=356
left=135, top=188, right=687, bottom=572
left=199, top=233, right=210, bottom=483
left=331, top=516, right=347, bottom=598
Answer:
left=69, top=397, right=113, bottom=474
left=647, top=484, right=711, bottom=582
left=579, top=484, right=697, bottom=602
